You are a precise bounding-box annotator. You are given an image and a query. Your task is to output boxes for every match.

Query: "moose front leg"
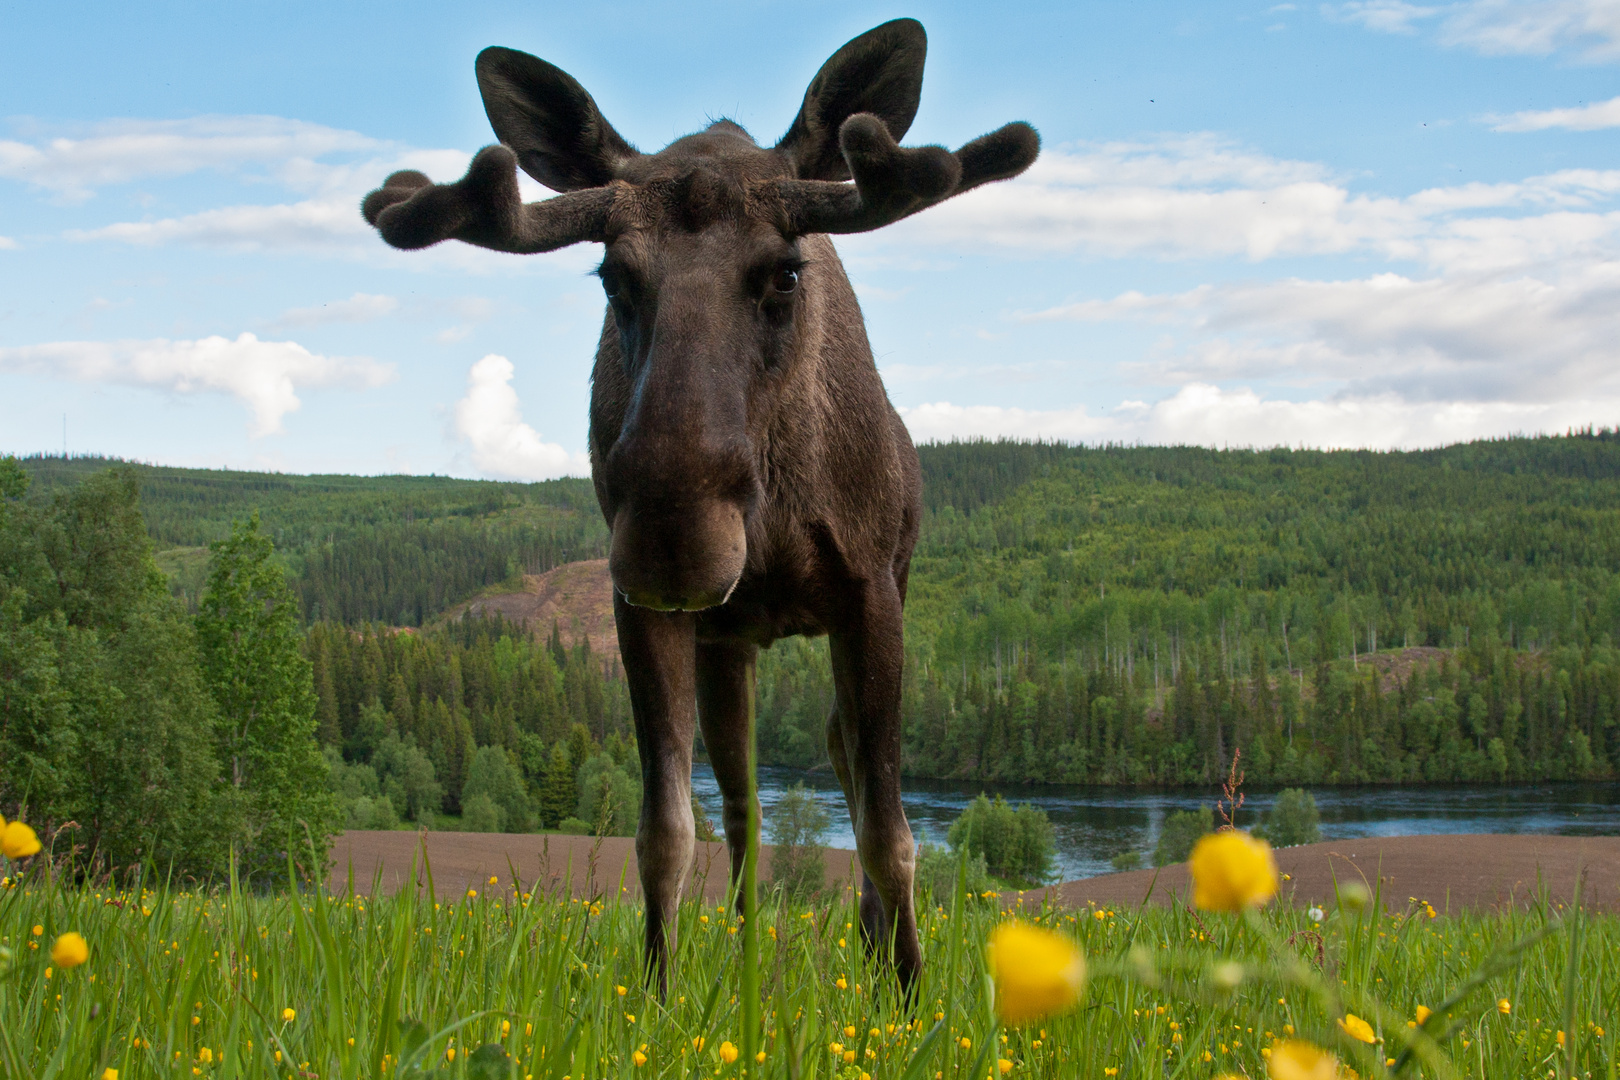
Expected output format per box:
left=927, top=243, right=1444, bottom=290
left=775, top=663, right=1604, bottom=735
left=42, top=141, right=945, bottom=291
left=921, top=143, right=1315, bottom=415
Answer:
left=614, top=593, right=698, bottom=992
left=827, top=579, right=921, bottom=993
left=695, top=639, right=760, bottom=915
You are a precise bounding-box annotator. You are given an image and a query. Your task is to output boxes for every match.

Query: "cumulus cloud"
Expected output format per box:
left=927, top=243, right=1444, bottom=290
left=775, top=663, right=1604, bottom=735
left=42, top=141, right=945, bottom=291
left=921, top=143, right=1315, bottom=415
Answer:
left=1331, top=0, right=1620, bottom=60
left=891, top=137, right=1620, bottom=272
left=270, top=292, right=399, bottom=329
left=1492, top=94, right=1620, bottom=130
left=0, top=333, right=394, bottom=436
left=453, top=354, right=590, bottom=480
left=900, top=384, right=1618, bottom=450
left=0, top=116, right=381, bottom=200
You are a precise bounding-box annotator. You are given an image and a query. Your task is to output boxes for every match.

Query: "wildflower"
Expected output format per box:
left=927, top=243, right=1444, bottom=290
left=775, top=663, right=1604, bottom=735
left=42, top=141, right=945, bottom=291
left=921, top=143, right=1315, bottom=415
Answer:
left=829, top=1043, right=844, bottom=1055
left=693, top=1037, right=705, bottom=1052
left=844, top=1026, right=857, bottom=1038
left=1497, top=999, right=1512, bottom=1015
left=959, top=1038, right=972, bottom=1051
left=1307, top=906, right=1325, bottom=923
left=50, top=932, right=88, bottom=969
left=0, top=818, right=41, bottom=859
left=1338, top=1015, right=1376, bottom=1044
left=986, top=921, right=1086, bottom=1026
left=446, top=1048, right=456, bottom=1062
left=1409, top=1005, right=1432, bottom=1028
left=632, top=1050, right=647, bottom=1066
left=467, top=889, right=478, bottom=899
left=756, top=1051, right=767, bottom=1063
left=998, top=1059, right=1013, bottom=1074
left=283, top=1008, right=296, bottom=1023
left=488, top=876, right=498, bottom=885
left=31, top=925, right=42, bottom=937
left=501, top=1020, right=511, bottom=1036
left=1187, top=831, right=1278, bottom=911
left=836, top=977, right=848, bottom=990
left=103, top=1071, right=118, bottom=1080
left=198, top=1048, right=213, bottom=1064
left=1557, top=1031, right=1566, bottom=1048
left=617, top=985, right=628, bottom=997
left=719, top=1041, right=739, bottom=1064
left=1267, top=1040, right=1339, bottom=1080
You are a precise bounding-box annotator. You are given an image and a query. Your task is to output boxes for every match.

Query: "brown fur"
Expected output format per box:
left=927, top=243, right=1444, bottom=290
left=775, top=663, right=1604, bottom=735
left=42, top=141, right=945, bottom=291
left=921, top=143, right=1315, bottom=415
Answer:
left=361, top=18, right=1038, bottom=993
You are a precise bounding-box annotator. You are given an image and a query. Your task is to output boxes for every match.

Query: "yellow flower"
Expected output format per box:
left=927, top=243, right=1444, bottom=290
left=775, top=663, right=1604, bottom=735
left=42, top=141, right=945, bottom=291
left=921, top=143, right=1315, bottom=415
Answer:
left=488, top=876, right=499, bottom=885
left=998, top=1059, right=1013, bottom=1074
left=467, top=889, right=478, bottom=899
left=1497, top=999, right=1512, bottom=1015
left=1556, top=1031, right=1566, bottom=1048
left=446, top=1047, right=456, bottom=1062
left=1187, top=831, right=1278, bottom=912
left=756, top=1051, right=767, bottom=1064
left=632, top=1050, right=647, bottom=1066
left=1411, top=1005, right=1432, bottom=1028
left=986, top=921, right=1086, bottom=1026
left=31, top=924, right=42, bottom=937
left=1, top=820, right=41, bottom=859
left=829, top=1043, right=843, bottom=1055
left=617, top=985, right=628, bottom=997
left=283, top=1007, right=296, bottom=1022
left=1339, top=1015, right=1376, bottom=1044
left=103, top=1071, right=118, bottom=1080
left=844, top=1026, right=857, bottom=1038
left=719, top=1041, right=739, bottom=1064
left=959, top=1037, right=972, bottom=1051
left=501, top=1020, right=511, bottom=1035
left=693, top=1037, right=705, bottom=1052
left=836, top=977, right=848, bottom=990
left=50, top=932, right=88, bottom=969
left=1267, top=1040, right=1339, bottom=1080
left=197, top=1048, right=213, bottom=1064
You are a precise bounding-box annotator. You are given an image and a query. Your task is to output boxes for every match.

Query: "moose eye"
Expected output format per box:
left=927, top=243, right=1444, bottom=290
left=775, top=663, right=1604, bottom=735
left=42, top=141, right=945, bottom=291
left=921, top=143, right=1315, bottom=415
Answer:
left=771, top=267, right=799, bottom=294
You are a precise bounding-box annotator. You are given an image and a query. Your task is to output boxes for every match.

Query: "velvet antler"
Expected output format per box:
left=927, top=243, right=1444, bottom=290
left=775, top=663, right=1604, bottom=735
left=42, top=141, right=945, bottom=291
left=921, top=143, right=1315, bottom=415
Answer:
left=776, top=114, right=1038, bottom=236
left=362, top=144, right=615, bottom=253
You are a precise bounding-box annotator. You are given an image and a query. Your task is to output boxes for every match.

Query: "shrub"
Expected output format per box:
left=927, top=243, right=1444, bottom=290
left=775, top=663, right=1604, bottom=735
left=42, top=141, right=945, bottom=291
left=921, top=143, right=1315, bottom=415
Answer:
left=1260, top=788, right=1322, bottom=848
left=462, top=793, right=501, bottom=833
left=767, top=783, right=832, bottom=899
left=556, top=816, right=591, bottom=835
left=914, top=842, right=993, bottom=903
left=692, top=795, right=719, bottom=842
left=1153, top=806, right=1213, bottom=867
left=371, top=733, right=443, bottom=823
left=576, top=753, right=641, bottom=836
left=1110, top=850, right=1143, bottom=872
left=946, top=794, right=1055, bottom=885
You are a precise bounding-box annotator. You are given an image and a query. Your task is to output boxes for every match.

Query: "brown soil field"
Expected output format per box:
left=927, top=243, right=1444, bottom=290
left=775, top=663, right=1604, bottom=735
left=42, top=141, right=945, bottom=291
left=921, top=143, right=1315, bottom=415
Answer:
left=329, top=831, right=1620, bottom=912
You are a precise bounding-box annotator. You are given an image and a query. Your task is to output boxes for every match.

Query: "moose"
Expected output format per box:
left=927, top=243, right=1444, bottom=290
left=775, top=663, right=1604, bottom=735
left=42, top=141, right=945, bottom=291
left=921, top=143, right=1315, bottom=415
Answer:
left=362, top=18, right=1038, bottom=990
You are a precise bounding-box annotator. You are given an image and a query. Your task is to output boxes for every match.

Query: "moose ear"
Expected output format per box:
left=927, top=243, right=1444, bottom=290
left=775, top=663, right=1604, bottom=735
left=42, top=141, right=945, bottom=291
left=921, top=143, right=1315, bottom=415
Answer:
left=476, top=47, right=639, bottom=192
left=777, top=19, right=928, bottom=182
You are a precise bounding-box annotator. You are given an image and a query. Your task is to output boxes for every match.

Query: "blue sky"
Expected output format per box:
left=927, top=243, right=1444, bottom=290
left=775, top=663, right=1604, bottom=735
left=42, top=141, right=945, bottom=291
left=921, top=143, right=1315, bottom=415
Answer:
left=4, top=0, right=1619, bottom=478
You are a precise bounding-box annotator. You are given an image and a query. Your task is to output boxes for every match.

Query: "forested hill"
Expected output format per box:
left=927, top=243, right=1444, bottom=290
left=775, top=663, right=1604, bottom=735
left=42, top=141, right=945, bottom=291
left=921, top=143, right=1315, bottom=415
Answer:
left=18, top=431, right=1620, bottom=791
left=16, top=456, right=607, bottom=626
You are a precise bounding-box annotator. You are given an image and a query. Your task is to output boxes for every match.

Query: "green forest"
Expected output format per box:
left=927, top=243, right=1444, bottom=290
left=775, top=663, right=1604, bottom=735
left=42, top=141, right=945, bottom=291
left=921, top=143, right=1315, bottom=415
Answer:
left=7, top=431, right=1620, bottom=866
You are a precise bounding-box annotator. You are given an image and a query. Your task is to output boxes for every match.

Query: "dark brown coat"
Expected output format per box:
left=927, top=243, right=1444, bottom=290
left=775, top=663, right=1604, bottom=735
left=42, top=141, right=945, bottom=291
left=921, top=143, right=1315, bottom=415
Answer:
left=362, top=18, right=1038, bottom=990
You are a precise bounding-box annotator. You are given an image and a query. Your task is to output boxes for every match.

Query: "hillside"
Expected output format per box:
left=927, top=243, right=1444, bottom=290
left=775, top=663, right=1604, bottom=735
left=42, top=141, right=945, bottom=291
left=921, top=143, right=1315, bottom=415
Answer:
left=18, top=430, right=1620, bottom=789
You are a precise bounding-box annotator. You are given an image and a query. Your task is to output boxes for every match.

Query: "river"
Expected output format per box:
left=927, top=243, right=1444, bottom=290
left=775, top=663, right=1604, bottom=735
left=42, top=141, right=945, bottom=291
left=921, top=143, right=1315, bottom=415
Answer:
left=690, top=765, right=1620, bottom=882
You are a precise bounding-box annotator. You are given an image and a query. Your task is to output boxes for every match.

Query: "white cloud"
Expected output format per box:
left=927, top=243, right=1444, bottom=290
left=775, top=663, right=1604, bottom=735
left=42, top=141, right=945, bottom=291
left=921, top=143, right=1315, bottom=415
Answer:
left=0, top=236, right=16, bottom=249
left=0, top=332, right=394, bottom=436
left=0, top=116, right=382, bottom=200
left=1492, top=93, right=1620, bottom=130
left=270, top=292, right=399, bottom=329
left=1331, top=0, right=1620, bottom=60
left=900, top=384, right=1619, bottom=449
left=895, top=137, right=1620, bottom=274
left=453, top=354, right=590, bottom=480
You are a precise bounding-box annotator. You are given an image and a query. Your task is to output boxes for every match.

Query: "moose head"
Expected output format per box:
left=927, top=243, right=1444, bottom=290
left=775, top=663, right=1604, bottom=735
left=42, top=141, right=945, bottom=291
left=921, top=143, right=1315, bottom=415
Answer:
left=364, top=18, right=1035, bottom=613
left=363, top=18, right=1035, bottom=992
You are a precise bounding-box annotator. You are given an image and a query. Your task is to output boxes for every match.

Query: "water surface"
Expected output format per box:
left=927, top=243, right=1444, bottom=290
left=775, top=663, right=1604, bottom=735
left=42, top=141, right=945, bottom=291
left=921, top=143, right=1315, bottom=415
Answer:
left=690, top=765, right=1620, bottom=881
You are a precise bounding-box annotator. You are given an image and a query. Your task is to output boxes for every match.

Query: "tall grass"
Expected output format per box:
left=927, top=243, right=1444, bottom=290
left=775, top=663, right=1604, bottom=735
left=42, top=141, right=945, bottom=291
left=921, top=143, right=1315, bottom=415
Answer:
left=0, top=857, right=1613, bottom=1079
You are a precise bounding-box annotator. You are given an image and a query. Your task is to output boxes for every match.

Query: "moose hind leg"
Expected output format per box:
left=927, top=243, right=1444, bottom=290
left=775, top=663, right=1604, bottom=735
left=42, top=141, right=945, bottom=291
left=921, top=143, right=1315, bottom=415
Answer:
left=696, top=639, right=760, bottom=915
left=828, top=582, right=922, bottom=991
left=615, top=593, right=698, bottom=993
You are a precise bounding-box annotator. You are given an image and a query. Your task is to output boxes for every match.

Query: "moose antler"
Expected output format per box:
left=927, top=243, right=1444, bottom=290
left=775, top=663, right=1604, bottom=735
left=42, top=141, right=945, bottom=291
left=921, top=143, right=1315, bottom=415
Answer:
left=362, top=144, right=615, bottom=253
left=776, top=113, right=1038, bottom=236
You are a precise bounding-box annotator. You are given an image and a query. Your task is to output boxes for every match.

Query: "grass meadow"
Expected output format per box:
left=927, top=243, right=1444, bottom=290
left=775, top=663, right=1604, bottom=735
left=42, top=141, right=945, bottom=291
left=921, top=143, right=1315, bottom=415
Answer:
left=0, top=850, right=1614, bottom=1080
